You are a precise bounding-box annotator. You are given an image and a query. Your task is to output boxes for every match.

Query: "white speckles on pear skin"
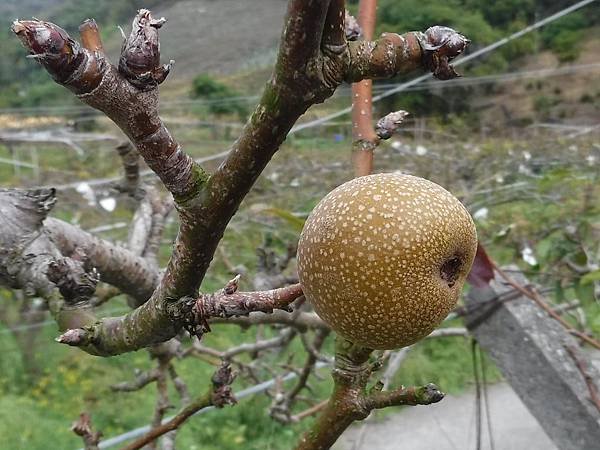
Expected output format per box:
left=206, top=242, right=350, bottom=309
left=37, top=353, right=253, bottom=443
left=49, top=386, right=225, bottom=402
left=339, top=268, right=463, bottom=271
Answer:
left=297, top=173, right=478, bottom=350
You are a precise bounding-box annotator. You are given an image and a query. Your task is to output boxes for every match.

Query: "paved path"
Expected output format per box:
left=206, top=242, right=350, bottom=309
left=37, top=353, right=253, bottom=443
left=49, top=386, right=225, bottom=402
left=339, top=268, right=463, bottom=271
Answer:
left=337, top=383, right=557, bottom=450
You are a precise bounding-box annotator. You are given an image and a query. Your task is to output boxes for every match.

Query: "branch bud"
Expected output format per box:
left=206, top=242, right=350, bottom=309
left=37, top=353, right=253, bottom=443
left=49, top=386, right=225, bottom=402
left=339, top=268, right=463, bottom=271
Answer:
left=211, top=362, right=237, bottom=407
left=119, top=9, right=173, bottom=89
left=344, top=10, right=362, bottom=41
left=375, top=110, right=409, bottom=140
left=420, top=26, right=469, bottom=80
left=56, top=328, right=88, bottom=346
left=46, top=249, right=100, bottom=306
left=12, top=20, right=83, bottom=82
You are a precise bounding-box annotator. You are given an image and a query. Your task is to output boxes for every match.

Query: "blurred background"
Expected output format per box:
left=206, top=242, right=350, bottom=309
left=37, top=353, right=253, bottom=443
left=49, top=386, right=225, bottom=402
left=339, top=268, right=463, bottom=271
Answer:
left=0, top=1, right=599, bottom=449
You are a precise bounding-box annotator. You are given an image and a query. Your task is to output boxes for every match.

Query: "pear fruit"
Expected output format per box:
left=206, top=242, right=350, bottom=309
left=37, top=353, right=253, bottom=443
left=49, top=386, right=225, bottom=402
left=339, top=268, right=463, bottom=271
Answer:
left=297, top=173, right=477, bottom=349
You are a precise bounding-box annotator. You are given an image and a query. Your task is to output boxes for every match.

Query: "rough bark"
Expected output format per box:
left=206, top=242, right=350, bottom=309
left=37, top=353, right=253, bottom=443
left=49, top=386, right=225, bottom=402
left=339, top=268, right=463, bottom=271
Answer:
left=45, top=218, right=159, bottom=302
left=0, top=188, right=161, bottom=329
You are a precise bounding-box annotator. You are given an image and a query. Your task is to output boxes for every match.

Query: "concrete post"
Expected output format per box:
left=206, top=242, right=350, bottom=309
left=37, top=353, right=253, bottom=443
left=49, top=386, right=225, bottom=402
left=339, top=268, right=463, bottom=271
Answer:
left=465, top=267, right=600, bottom=450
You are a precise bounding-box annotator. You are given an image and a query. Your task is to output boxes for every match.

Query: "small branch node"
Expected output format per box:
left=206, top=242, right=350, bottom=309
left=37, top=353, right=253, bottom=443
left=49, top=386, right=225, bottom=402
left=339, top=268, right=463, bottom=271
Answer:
left=56, top=328, right=89, bottom=346
left=211, top=362, right=237, bottom=408
left=419, top=26, right=469, bottom=80
left=71, top=412, right=102, bottom=449
left=79, top=19, right=104, bottom=54
left=46, top=251, right=100, bottom=306
left=223, top=274, right=242, bottom=295
left=375, top=110, right=410, bottom=140
left=119, top=9, right=171, bottom=89
left=345, top=10, right=362, bottom=41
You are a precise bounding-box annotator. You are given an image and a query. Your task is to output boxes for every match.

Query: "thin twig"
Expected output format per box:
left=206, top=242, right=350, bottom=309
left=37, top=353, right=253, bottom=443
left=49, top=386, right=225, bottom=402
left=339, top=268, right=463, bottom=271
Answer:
left=564, top=345, right=600, bottom=413
left=291, top=399, right=329, bottom=422
left=493, top=263, right=600, bottom=350
left=120, top=363, right=236, bottom=450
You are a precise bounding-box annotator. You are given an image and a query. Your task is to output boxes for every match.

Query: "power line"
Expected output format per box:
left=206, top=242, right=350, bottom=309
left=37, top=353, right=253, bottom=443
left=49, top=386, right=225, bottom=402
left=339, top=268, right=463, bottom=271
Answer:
left=290, top=0, right=598, bottom=133
left=3, top=0, right=597, bottom=119
left=370, top=62, right=600, bottom=92
left=44, top=149, right=232, bottom=191
left=30, top=61, right=600, bottom=193
left=0, top=95, right=260, bottom=116
left=8, top=0, right=594, bottom=195
left=5, top=60, right=598, bottom=118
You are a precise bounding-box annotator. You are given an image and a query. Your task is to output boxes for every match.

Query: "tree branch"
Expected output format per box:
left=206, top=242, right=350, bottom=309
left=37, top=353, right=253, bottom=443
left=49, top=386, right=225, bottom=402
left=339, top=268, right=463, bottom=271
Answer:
left=56, top=281, right=304, bottom=351
left=111, top=369, right=160, bottom=392
left=351, top=0, right=378, bottom=177
left=365, top=383, right=444, bottom=410
left=13, top=5, right=468, bottom=356
left=295, top=338, right=444, bottom=450
left=271, top=329, right=330, bottom=423
left=0, top=188, right=100, bottom=329
left=221, top=328, right=296, bottom=359
left=344, top=26, right=468, bottom=82
left=13, top=14, right=196, bottom=198
left=72, top=413, right=102, bottom=450
left=45, top=218, right=160, bottom=303
left=323, top=0, right=347, bottom=51
left=121, top=362, right=236, bottom=450
left=114, top=141, right=143, bottom=198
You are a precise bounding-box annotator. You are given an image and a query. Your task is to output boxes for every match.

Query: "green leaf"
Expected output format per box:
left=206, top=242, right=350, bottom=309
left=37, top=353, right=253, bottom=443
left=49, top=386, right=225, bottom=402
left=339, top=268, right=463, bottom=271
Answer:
left=263, top=208, right=306, bottom=233
left=581, top=270, right=600, bottom=285
left=535, top=237, right=554, bottom=262
left=553, top=280, right=565, bottom=302
left=575, top=278, right=595, bottom=302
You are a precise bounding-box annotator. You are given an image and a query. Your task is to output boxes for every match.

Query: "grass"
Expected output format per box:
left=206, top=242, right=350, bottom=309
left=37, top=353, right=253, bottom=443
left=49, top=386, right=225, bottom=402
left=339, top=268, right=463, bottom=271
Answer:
left=0, top=118, right=599, bottom=449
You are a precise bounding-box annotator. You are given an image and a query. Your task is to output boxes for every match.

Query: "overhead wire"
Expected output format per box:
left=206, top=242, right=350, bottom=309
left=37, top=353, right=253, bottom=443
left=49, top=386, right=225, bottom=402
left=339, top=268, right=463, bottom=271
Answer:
left=17, top=61, right=599, bottom=193
left=3, top=62, right=599, bottom=118
left=0, top=306, right=130, bottom=336
left=290, top=0, right=598, bottom=133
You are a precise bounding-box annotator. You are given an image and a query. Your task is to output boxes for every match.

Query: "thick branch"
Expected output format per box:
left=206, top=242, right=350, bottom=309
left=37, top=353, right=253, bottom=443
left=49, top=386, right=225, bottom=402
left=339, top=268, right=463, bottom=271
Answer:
left=0, top=189, right=157, bottom=333
left=0, top=189, right=98, bottom=329
left=344, top=27, right=468, bottom=82
left=126, top=188, right=172, bottom=273
left=277, top=0, right=331, bottom=75
left=166, top=282, right=304, bottom=341
left=12, top=15, right=201, bottom=201
left=295, top=338, right=444, bottom=450
left=323, top=0, right=347, bottom=50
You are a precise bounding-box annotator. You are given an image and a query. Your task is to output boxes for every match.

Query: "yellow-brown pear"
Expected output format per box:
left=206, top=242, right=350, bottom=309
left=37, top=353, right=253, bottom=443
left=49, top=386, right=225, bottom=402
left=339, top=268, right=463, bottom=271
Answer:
left=297, top=173, right=477, bottom=349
